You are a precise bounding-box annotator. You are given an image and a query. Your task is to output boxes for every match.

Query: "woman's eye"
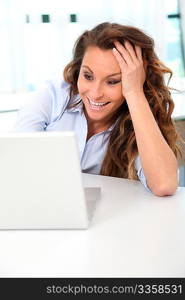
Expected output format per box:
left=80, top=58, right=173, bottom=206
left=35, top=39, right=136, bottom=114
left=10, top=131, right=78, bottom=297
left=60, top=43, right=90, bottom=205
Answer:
left=108, top=80, right=120, bottom=85
left=83, top=73, right=93, bottom=80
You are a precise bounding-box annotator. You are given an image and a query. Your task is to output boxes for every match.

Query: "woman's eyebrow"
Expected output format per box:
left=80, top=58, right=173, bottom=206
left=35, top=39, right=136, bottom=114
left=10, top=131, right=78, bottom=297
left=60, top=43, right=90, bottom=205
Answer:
left=82, top=65, right=121, bottom=77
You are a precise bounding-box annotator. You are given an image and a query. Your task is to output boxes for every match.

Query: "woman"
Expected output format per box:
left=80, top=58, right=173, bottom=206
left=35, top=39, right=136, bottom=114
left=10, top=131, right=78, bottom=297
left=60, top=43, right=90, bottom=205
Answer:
left=15, top=22, right=181, bottom=196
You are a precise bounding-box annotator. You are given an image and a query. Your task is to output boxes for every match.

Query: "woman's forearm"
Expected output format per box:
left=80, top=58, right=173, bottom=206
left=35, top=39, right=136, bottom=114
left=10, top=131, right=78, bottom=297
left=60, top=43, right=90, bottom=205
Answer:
left=126, top=91, right=178, bottom=196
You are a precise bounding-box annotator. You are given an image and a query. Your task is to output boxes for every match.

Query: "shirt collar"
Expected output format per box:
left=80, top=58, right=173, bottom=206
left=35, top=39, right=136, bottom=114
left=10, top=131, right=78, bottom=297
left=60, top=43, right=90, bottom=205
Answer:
left=66, top=94, right=83, bottom=114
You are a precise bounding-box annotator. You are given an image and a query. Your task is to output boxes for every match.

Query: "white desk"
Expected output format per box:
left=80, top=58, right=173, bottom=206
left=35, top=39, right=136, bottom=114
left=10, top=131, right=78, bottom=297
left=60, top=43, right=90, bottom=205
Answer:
left=0, top=173, right=185, bottom=278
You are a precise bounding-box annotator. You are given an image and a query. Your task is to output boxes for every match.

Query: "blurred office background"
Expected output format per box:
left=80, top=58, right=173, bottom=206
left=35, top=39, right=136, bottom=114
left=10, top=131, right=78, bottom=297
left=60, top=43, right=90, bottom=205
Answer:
left=0, top=0, right=185, bottom=184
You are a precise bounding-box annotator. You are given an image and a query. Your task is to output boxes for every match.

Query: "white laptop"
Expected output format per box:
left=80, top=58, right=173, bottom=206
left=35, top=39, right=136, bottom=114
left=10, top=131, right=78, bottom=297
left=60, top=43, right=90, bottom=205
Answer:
left=0, top=131, right=101, bottom=229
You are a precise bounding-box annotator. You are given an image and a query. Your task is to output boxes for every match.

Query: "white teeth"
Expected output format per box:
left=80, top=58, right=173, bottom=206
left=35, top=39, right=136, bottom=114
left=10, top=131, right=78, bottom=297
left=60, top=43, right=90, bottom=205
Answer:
left=89, top=99, right=109, bottom=106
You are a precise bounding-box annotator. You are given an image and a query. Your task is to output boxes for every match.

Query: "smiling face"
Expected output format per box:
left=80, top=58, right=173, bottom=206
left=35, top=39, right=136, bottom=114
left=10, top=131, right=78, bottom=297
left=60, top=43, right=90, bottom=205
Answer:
left=77, top=46, right=125, bottom=129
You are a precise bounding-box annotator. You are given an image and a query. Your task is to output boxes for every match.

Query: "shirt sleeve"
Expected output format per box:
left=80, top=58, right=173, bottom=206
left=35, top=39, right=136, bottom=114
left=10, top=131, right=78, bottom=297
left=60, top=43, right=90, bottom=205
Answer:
left=14, top=83, right=53, bottom=132
left=134, top=156, right=151, bottom=192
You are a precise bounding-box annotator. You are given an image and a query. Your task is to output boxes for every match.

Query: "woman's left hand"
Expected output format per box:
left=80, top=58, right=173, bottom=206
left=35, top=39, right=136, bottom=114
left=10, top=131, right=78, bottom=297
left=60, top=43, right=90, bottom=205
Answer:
left=113, top=40, right=146, bottom=99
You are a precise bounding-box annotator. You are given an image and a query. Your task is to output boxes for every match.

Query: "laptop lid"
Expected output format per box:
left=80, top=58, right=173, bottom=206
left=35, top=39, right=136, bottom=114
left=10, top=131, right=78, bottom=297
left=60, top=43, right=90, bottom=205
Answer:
left=0, top=131, right=91, bottom=229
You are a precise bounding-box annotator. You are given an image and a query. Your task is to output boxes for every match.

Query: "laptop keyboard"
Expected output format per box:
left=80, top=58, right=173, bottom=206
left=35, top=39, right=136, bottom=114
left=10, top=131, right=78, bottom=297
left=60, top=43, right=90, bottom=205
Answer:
left=84, top=187, right=101, bottom=221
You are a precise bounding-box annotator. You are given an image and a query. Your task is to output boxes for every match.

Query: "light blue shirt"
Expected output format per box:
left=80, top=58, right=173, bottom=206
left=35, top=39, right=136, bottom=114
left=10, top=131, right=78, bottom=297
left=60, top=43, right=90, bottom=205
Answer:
left=15, top=80, right=150, bottom=191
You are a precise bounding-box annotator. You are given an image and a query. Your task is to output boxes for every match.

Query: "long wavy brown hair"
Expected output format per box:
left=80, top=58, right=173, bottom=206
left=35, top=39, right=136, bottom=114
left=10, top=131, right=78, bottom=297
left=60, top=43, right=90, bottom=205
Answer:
left=64, top=22, right=182, bottom=180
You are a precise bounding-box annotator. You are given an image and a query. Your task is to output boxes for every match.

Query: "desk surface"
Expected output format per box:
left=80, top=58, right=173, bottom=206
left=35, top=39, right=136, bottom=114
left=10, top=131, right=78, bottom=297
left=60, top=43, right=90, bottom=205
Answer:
left=0, top=173, right=185, bottom=278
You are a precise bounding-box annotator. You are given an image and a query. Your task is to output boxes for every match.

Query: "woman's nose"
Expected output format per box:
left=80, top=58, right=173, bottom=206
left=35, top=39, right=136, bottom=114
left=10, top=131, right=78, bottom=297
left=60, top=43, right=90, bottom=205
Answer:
left=89, top=84, right=104, bottom=100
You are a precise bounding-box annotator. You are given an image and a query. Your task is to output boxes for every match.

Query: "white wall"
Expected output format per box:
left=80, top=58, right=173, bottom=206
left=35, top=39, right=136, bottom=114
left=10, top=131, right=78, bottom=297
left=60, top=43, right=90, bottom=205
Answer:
left=179, top=0, right=185, bottom=58
left=0, top=0, right=170, bottom=93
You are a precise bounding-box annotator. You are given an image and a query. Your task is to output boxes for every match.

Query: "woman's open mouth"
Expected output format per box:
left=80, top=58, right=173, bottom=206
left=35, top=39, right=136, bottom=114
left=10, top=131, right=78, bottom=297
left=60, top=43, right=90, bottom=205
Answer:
left=88, top=98, right=110, bottom=111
